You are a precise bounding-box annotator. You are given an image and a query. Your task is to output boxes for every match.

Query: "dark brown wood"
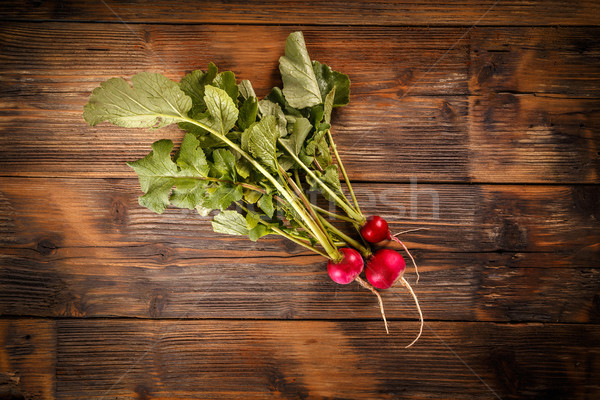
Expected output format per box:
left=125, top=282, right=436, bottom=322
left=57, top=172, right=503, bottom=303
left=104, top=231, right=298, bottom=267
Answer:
left=0, top=319, right=55, bottom=399
left=1, top=318, right=599, bottom=400
left=1, top=246, right=598, bottom=323
left=1, top=0, right=599, bottom=26
left=1, top=24, right=599, bottom=183
left=0, top=178, right=598, bottom=322
left=1, top=178, right=598, bottom=253
left=1, top=2, right=599, bottom=398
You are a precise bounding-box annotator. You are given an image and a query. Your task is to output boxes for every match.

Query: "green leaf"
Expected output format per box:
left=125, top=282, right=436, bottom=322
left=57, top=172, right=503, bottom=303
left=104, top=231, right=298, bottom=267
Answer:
left=196, top=205, right=212, bottom=216
left=212, top=210, right=248, bottom=236
left=170, top=179, right=207, bottom=210
left=83, top=72, right=192, bottom=129
left=305, top=129, right=332, bottom=167
left=177, top=133, right=209, bottom=177
left=310, top=104, right=324, bottom=127
left=238, top=79, right=256, bottom=100
left=245, top=211, right=260, bottom=229
left=235, top=157, right=252, bottom=179
left=241, top=115, right=279, bottom=172
left=258, top=194, right=275, bottom=218
left=258, top=100, right=287, bottom=137
left=127, top=134, right=215, bottom=213
left=265, top=87, right=303, bottom=117
left=211, top=148, right=237, bottom=180
left=249, top=224, right=271, bottom=241
left=202, top=184, right=243, bottom=210
left=244, top=189, right=262, bottom=204
left=307, top=165, right=343, bottom=202
left=287, top=117, right=312, bottom=155
left=213, top=71, right=239, bottom=105
left=202, top=85, right=239, bottom=134
left=321, top=164, right=343, bottom=195
left=279, top=31, right=322, bottom=109
left=323, top=87, right=335, bottom=124
left=312, top=60, right=350, bottom=107
left=126, top=140, right=177, bottom=213
left=179, top=63, right=218, bottom=115
left=238, top=96, right=258, bottom=131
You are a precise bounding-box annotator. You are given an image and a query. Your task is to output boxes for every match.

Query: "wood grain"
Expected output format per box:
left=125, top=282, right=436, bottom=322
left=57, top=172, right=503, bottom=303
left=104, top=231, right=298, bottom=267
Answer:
left=0, top=319, right=55, bottom=400
left=1, top=247, right=598, bottom=323
left=2, top=319, right=598, bottom=400
left=1, top=24, right=599, bottom=183
left=1, top=177, right=598, bottom=322
left=1, top=0, right=599, bottom=26
left=1, top=178, right=598, bottom=253
left=1, top=3, right=600, bottom=398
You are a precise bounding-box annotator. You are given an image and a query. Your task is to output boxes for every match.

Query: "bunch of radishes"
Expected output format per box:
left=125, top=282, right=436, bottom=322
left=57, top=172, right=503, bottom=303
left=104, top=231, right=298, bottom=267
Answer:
left=84, top=30, right=425, bottom=348
left=327, top=216, right=423, bottom=347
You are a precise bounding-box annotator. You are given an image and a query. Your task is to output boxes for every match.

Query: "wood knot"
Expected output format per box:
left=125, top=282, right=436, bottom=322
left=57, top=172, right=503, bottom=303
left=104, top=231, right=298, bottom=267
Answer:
left=110, top=198, right=129, bottom=226
left=149, top=292, right=168, bottom=318
left=441, top=101, right=455, bottom=121
left=36, top=239, right=58, bottom=256
left=571, top=186, right=600, bottom=221
left=477, top=63, right=495, bottom=85
left=135, top=383, right=153, bottom=400
left=498, top=219, right=528, bottom=251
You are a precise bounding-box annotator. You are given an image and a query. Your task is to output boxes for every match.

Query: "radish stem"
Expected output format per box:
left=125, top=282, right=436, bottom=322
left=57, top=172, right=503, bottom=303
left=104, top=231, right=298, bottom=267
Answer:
left=278, top=138, right=364, bottom=224
left=327, top=129, right=362, bottom=215
left=318, top=214, right=371, bottom=258
left=182, top=116, right=341, bottom=261
left=313, top=205, right=357, bottom=223
left=236, top=201, right=330, bottom=259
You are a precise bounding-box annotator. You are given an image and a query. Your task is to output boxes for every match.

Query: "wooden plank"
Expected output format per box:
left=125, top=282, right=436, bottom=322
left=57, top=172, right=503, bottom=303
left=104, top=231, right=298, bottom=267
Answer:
left=1, top=178, right=598, bottom=322
left=1, top=0, right=599, bottom=26
left=470, top=27, right=600, bottom=96
left=1, top=24, right=599, bottom=183
left=0, top=319, right=55, bottom=400
left=1, top=248, right=598, bottom=323
left=2, top=320, right=598, bottom=400
left=1, top=178, right=598, bottom=253
left=47, top=319, right=600, bottom=399
left=468, top=94, right=600, bottom=183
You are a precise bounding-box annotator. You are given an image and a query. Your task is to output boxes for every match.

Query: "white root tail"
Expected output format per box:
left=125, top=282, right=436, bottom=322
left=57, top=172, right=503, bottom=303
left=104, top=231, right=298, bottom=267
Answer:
left=391, top=231, right=420, bottom=283
left=355, top=276, right=389, bottom=334
left=399, top=276, right=424, bottom=348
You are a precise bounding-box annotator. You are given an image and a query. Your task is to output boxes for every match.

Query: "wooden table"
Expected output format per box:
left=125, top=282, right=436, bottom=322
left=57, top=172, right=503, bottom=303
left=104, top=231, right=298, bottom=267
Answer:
left=1, top=1, right=599, bottom=399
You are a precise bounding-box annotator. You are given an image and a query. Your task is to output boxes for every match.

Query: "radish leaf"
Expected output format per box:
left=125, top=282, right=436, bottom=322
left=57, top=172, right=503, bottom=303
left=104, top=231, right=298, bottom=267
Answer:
left=180, top=63, right=218, bottom=116
left=312, top=61, right=350, bottom=107
left=279, top=31, right=322, bottom=109
left=202, top=85, right=239, bottom=134
left=242, top=115, right=279, bottom=172
left=83, top=72, right=191, bottom=129
left=258, top=194, right=275, bottom=218
left=212, top=210, right=248, bottom=235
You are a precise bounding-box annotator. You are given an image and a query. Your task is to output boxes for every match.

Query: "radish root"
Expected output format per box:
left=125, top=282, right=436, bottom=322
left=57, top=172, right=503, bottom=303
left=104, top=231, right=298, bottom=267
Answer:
left=399, top=276, right=424, bottom=348
left=390, top=234, right=420, bottom=283
left=355, top=276, right=389, bottom=334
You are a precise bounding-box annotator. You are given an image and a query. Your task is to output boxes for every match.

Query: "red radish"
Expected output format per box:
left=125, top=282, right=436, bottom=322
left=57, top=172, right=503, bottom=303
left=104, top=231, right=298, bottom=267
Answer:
left=365, top=249, right=405, bottom=289
left=361, top=216, right=422, bottom=282
left=360, top=215, right=390, bottom=243
left=366, top=248, right=424, bottom=348
left=327, top=247, right=364, bottom=284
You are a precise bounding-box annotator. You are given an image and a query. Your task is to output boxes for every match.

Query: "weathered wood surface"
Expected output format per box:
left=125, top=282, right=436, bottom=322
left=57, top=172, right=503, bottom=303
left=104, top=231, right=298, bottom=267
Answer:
left=1, top=24, right=599, bottom=183
left=1, top=319, right=599, bottom=400
left=1, top=2, right=599, bottom=399
left=1, top=178, right=598, bottom=322
left=1, top=0, right=599, bottom=26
